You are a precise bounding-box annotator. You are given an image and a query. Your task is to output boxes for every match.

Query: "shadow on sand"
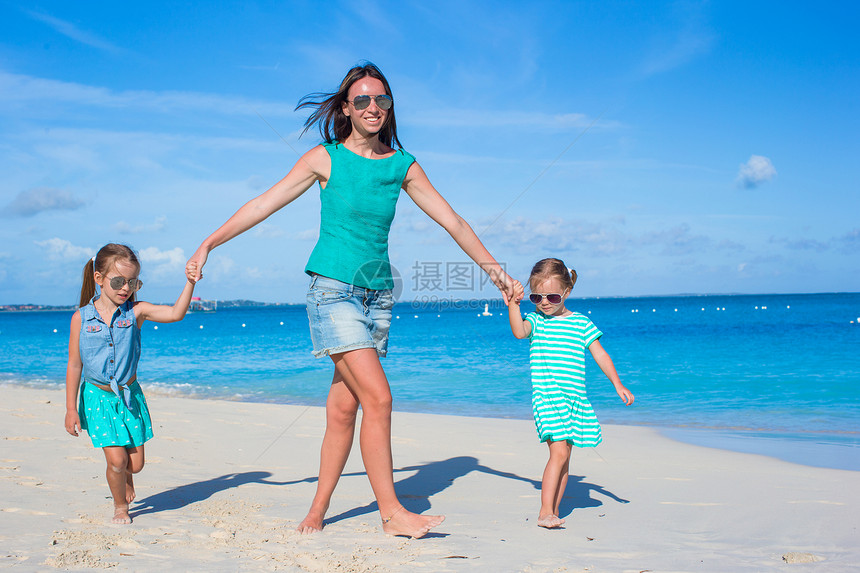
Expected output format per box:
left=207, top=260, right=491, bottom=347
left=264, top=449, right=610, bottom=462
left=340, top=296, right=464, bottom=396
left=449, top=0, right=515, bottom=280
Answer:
left=131, top=471, right=290, bottom=517
left=129, top=458, right=628, bottom=525
left=320, top=456, right=628, bottom=525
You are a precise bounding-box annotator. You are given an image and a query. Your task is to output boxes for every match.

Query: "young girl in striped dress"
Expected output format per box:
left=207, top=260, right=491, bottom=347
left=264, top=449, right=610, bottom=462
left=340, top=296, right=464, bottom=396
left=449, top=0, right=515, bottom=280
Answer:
left=507, top=258, right=634, bottom=529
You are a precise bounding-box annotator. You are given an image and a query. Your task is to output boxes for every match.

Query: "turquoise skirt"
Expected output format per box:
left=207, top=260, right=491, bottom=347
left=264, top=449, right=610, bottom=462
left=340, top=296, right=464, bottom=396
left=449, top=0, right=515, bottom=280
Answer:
left=79, top=381, right=154, bottom=448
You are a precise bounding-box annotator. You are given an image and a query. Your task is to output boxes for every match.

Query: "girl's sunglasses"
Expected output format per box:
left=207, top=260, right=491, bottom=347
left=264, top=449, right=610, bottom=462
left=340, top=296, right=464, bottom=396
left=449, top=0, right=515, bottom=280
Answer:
left=350, top=94, right=393, bottom=111
left=529, top=293, right=562, bottom=304
left=108, top=277, right=143, bottom=291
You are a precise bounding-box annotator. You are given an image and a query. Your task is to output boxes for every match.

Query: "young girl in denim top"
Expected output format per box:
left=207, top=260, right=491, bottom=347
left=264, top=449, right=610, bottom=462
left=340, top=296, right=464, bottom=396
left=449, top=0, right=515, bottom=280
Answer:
left=188, top=63, right=515, bottom=538
left=65, top=243, right=198, bottom=524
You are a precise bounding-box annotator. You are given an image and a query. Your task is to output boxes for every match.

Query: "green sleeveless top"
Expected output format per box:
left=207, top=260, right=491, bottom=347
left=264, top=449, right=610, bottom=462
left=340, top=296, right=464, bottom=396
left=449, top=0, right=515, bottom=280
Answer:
left=305, top=141, right=415, bottom=290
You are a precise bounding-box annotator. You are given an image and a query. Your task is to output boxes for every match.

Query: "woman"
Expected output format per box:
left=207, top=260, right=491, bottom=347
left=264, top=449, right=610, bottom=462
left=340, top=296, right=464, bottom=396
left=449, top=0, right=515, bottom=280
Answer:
left=188, top=63, right=514, bottom=538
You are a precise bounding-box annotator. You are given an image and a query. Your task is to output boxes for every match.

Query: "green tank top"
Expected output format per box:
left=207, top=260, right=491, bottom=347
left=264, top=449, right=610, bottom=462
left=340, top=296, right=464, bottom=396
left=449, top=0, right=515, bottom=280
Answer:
left=305, top=141, right=415, bottom=290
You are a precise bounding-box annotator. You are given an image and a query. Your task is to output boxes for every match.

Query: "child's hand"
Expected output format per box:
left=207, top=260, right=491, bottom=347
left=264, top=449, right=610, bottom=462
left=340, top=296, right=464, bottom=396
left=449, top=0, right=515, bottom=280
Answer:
left=187, top=247, right=208, bottom=282
left=509, top=280, right=524, bottom=306
left=185, top=261, right=199, bottom=284
left=616, top=385, right=634, bottom=406
left=64, top=411, right=80, bottom=437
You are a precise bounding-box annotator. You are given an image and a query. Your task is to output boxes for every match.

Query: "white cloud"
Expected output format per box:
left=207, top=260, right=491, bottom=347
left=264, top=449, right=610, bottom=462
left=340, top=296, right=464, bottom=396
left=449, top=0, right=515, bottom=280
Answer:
left=3, top=187, right=86, bottom=217
left=25, top=10, right=122, bottom=54
left=640, top=224, right=710, bottom=256
left=636, top=3, right=714, bottom=78
left=138, top=246, right=186, bottom=279
left=639, top=31, right=714, bottom=77
left=736, top=155, right=777, bottom=188
left=837, top=228, right=860, bottom=253
left=478, top=216, right=628, bottom=255
left=113, top=216, right=168, bottom=235
left=0, top=71, right=297, bottom=118
left=253, top=224, right=285, bottom=239
left=35, top=238, right=94, bottom=261
left=139, top=246, right=185, bottom=266
left=294, top=228, right=318, bottom=241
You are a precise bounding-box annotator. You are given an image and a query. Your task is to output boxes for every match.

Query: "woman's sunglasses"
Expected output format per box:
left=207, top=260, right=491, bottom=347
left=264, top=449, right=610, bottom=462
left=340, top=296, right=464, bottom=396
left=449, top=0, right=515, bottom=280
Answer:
left=350, top=94, right=393, bottom=111
left=529, top=293, right=563, bottom=304
left=108, top=276, right=143, bottom=291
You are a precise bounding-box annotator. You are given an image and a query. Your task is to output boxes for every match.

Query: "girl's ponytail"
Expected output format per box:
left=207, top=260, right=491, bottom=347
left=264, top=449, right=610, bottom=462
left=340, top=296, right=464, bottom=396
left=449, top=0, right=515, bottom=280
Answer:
left=79, top=257, right=97, bottom=308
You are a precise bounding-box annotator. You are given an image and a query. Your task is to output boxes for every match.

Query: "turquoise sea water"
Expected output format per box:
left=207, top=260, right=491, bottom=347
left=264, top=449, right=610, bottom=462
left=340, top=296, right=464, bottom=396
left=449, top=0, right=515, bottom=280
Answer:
left=2, top=293, right=858, bottom=470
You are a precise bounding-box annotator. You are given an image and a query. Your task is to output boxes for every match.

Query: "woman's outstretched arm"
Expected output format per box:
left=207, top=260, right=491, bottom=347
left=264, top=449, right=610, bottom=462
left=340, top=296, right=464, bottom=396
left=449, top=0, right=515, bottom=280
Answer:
left=402, top=162, right=514, bottom=302
left=187, top=146, right=330, bottom=280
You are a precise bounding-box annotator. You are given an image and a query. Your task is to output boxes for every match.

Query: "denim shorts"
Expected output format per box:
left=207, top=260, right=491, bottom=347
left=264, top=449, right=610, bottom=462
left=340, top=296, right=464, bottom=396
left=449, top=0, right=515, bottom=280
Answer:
left=306, top=274, right=395, bottom=358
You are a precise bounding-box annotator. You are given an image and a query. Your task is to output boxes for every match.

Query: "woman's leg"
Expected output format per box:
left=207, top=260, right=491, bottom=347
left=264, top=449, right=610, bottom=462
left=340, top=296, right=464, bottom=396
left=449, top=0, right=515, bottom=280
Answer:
left=297, top=370, right=360, bottom=534
left=103, top=446, right=131, bottom=524
left=125, top=445, right=145, bottom=504
left=537, top=440, right=570, bottom=528
left=331, top=347, right=444, bottom=538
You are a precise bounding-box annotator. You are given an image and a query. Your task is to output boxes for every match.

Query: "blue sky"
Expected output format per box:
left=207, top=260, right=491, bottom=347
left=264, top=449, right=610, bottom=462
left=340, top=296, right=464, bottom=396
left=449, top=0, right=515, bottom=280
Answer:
left=1, top=1, right=857, bottom=305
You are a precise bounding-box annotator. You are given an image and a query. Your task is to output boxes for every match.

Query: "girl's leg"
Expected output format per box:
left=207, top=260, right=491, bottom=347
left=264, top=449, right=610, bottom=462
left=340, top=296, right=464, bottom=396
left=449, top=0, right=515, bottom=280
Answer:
left=125, top=445, right=145, bottom=504
left=103, top=446, right=131, bottom=524
left=331, top=348, right=444, bottom=538
left=552, top=442, right=571, bottom=517
left=297, top=370, right=360, bottom=534
left=538, top=440, right=571, bottom=528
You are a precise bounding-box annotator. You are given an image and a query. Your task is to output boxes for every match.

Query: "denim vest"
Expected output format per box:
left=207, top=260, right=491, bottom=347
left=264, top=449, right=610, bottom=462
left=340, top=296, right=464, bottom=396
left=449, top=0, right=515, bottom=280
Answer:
left=79, top=296, right=141, bottom=406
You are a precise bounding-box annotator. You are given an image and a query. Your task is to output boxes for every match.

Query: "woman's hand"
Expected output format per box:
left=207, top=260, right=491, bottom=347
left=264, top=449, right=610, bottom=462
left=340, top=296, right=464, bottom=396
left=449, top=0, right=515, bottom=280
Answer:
left=490, top=268, right=517, bottom=305
left=186, top=247, right=209, bottom=283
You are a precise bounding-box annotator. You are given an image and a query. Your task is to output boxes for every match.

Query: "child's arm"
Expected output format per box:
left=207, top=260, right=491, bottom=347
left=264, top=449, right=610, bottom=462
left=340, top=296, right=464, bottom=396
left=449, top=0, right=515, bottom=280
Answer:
left=589, top=340, right=634, bottom=405
left=65, top=311, right=83, bottom=437
left=134, top=262, right=198, bottom=326
left=507, top=280, right=532, bottom=339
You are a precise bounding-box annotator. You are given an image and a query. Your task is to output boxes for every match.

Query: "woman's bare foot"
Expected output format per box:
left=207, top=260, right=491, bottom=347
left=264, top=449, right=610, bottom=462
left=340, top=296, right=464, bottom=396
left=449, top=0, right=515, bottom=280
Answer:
left=537, top=513, right=565, bottom=529
left=125, top=473, right=136, bottom=504
left=381, top=506, right=444, bottom=539
left=112, top=504, right=132, bottom=525
left=296, top=508, right=326, bottom=534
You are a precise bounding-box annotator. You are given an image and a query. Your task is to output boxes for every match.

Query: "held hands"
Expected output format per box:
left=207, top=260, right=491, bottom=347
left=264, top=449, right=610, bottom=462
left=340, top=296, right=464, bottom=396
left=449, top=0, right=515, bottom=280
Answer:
left=489, top=268, right=517, bottom=305
left=186, top=247, right=208, bottom=283
left=508, top=280, right=525, bottom=306
left=185, top=261, right=199, bottom=284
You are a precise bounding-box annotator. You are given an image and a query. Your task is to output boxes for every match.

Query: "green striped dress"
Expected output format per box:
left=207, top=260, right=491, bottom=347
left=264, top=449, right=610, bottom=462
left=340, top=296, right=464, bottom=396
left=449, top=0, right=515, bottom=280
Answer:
left=526, top=310, right=603, bottom=447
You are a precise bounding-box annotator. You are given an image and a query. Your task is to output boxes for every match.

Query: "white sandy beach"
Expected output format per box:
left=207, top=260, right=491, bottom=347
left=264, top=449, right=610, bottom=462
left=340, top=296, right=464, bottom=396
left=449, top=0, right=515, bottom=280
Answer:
left=1, top=384, right=857, bottom=572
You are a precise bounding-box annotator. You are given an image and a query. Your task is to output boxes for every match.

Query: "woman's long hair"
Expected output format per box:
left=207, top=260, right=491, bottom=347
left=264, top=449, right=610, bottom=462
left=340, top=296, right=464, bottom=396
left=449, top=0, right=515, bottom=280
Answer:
left=79, top=243, right=140, bottom=308
left=296, top=62, right=402, bottom=149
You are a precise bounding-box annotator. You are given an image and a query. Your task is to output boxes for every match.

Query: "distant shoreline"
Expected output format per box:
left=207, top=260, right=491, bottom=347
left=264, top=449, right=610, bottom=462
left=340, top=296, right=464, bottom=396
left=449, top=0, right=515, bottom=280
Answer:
left=1, top=291, right=858, bottom=311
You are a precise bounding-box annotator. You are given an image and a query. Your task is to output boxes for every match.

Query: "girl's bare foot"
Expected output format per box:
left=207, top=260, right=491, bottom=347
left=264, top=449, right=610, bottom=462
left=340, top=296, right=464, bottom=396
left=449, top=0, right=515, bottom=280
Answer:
left=296, top=508, right=326, bottom=534
left=381, top=506, right=444, bottom=539
left=112, top=504, right=132, bottom=525
left=537, top=514, right=565, bottom=529
left=125, top=473, right=136, bottom=504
